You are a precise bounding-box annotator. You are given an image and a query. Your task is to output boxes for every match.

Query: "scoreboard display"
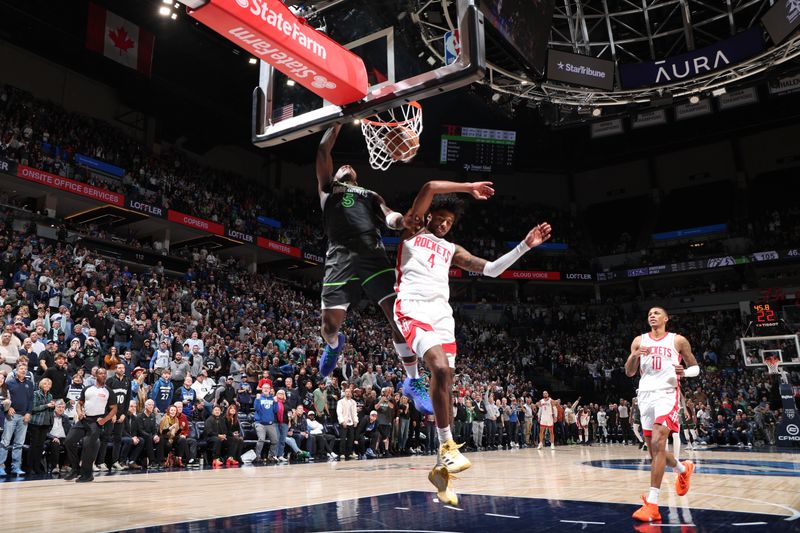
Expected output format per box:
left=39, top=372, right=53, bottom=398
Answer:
left=439, top=125, right=516, bottom=173
left=752, top=302, right=781, bottom=330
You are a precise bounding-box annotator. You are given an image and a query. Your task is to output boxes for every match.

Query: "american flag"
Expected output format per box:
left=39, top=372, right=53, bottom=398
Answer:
left=274, top=103, right=293, bottom=123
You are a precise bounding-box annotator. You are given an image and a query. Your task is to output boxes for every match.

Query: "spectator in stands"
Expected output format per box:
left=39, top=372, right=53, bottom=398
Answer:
left=27, top=377, right=55, bottom=474
left=204, top=405, right=227, bottom=468
left=172, top=401, right=197, bottom=466
left=733, top=412, right=754, bottom=448
left=157, top=404, right=186, bottom=468
left=337, top=387, right=358, bottom=460
left=44, top=399, right=71, bottom=473
left=713, top=414, right=733, bottom=445
left=253, top=384, right=278, bottom=464
left=169, top=352, right=190, bottom=391
left=306, top=411, right=337, bottom=460
left=136, top=398, right=160, bottom=469
left=356, top=410, right=381, bottom=459
left=151, top=369, right=174, bottom=415
left=0, top=362, right=33, bottom=476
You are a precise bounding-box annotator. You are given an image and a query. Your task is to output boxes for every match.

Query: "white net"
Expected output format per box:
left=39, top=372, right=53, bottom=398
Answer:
left=765, top=356, right=781, bottom=374
left=360, top=101, right=423, bottom=171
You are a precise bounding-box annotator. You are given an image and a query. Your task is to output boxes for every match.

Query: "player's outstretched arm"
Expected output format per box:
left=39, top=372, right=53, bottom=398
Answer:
left=316, top=124, right=342, bottom=193
left=452, top=222, right=552, bottom=277
left=675, top=335, right=700, bottom=377
left=374, top=193, right=405, bottom=231
left=403, top=180, right=494, bottom=232
left=625, top=336, right=647, bottom=377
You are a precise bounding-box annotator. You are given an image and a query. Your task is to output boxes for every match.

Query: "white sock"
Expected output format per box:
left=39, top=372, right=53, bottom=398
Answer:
left=436, top=427, right=453, bottom=444
left=394, top=342, right=419, bottom=379
left=328, top=336, right=339, bottom=349
left=673, top=460, right=686, bottom=474
left=647, top=487, right=660, bottom=505
left=672, top=432, right=681, bottom=461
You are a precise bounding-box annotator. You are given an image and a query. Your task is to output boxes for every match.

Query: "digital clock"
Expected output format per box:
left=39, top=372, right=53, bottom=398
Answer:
left=752, top=302, right=780, bottom=329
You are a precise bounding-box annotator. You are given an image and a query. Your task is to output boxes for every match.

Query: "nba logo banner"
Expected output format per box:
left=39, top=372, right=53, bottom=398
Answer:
left=444, top=30, right=460, bottom=65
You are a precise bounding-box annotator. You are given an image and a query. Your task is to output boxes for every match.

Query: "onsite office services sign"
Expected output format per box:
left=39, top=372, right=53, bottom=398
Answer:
left=619, top=27, right=764, bottom=89
left=16, top=165, right=124, bottom=206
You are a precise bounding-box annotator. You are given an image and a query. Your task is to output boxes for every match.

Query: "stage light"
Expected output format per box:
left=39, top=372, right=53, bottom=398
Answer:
left=689, top=95, right=700, bottom=104
left=170, top=12, right=178, bottom=20
left=491, top=93, right=501, bottom=103
left=159, top=6, right=171, bottom=16
left=162, top=0, right=172, bottom=4
left=712, top=87, right=727, bottom=97
left=592, top=108, right=602, bottom=117
left=286, top=79, right=296, bottom=87
left=353, top=119, right=361, bottom=125
left=248, top=57, right=258, bottom=65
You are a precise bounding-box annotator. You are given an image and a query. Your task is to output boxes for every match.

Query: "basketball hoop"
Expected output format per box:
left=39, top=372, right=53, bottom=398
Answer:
left=764, top=356, right=781, bottom=375
left=361, top=101, right=423, bottom=171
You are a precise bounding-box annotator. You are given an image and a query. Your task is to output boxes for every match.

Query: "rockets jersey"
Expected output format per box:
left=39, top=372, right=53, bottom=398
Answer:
left=638, top=332, right=681, bottom=392
left=395, top=229, right=455, bottom=302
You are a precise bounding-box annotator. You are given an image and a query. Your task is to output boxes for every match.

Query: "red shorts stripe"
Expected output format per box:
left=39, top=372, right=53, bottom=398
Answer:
left=654, top=388, right=681, bottom=434
left=442, top=342, right=457, bottom=354
left=394, top=299, right=433, bottom=353
left=643, top=429, right=652, bottom=437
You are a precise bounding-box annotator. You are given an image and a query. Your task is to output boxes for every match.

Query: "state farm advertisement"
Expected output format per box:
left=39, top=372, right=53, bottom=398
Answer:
left=187, top=0, right=367, bottom=105
left=16, top=165, right=124, bottom=206
left=257, top=236, right=301, bottom=258
left=167, top=210, right=224, bottom=235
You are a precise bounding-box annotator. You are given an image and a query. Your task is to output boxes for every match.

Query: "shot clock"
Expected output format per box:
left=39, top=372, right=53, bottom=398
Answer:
left=752, top=302, right=781, bottom=330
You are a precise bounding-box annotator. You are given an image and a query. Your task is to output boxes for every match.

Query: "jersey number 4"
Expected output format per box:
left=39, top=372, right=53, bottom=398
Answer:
left=427, top=253, right=436, bottom=268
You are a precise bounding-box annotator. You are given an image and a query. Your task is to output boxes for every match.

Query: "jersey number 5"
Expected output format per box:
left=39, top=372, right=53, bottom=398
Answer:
left=427, top=253, right=435, bottom=268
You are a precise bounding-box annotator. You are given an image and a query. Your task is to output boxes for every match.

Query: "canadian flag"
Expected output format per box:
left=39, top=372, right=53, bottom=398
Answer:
left=85, top=3, right=155, bottom=76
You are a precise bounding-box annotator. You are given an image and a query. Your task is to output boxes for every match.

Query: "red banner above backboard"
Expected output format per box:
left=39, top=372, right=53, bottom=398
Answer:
left=186, top=0, right=368, bottom=105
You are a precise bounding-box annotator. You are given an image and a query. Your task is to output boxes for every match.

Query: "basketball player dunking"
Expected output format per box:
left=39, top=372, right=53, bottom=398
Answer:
left=395, top=180, right=551, bottom=505
left=625, top=307, right=699, bottom=522
left=315, top=125, right=431, bottom=414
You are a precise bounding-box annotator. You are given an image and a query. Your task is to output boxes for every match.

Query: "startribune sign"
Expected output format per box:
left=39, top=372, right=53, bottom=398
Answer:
left=547, top=49, right=615, bottom=91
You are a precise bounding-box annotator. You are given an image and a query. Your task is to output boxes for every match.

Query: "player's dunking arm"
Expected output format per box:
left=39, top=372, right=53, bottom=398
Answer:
left=373, top=193, right=406, bottom=231
left=452, top=222, right=552, bottom=277
left=400, top=180, right=495, bottom=238
left=316, top=124, right=342, bottom=194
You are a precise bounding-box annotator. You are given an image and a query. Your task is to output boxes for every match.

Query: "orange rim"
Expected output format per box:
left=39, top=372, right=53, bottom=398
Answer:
left=362, top=101, right=422, bottom=127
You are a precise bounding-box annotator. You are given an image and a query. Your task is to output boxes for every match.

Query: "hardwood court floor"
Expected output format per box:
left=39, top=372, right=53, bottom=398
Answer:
left=2, top=444, right=798, bottom=532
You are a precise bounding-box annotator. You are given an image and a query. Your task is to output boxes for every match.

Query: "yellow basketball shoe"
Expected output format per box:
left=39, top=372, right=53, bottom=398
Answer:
left=428, top=465, right=459, bottom=506
left=439, top=439, right=471, bottom=473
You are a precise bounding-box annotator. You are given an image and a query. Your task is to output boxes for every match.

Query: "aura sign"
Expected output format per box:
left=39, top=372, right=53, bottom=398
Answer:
left=619, top=27, right=764, bottom=89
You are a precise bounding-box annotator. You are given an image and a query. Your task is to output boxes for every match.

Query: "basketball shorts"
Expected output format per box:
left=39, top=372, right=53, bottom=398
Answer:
left=638, top=388, right=680, bottom=436
left=321, top=240, right=395, bottom=310
left=393, top=298, right=456, bottom=367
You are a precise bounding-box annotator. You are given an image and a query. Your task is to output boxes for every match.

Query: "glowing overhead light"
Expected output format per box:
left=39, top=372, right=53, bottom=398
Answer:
left=159, top=6, right=171, bottom=16
left=689, top=95, right=700, bottom=104
left=286, top=79, right=296, bottom=86
left=248, top=57, right=258, bottom=65
left=170, top=12, right=178, bottom=20
left=592, top=107, right=602, bottom=117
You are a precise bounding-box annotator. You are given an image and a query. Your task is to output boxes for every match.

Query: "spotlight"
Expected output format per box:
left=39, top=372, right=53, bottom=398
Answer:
left=521, top=80, right=529, bottom=85
left=353, top=119, right=361, bottom=125
left=162, top=0, right=172, bottom=4
left=170, top=12, right=178, bottom=20
left=159, top=6, right=171, bottom=16
left=491, top=93, right=501, bottom=103
left=248, top=57, right=258, bottom=65
left=286, top=79, right=296, bottom=87
left=592, top=107, right=602, bottom=117
left=174, top=2, right=180, bottom=7
left=689, top=95, right=700, bottom=104
left=711, top=87, right=727, bottom=97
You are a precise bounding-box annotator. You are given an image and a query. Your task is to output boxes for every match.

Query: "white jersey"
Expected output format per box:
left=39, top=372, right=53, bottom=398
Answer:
left=538, top=398, right=554, bottom=426
left=638, top=332, right=681, bottom=392
left=395, top=229, right=455, bottom=301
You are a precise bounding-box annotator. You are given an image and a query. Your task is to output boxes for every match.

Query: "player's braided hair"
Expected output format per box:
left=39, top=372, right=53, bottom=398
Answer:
left=428, top=193, right=465, bottom=222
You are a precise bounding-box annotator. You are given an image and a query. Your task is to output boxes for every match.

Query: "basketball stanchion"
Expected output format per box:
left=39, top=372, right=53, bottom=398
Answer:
left=360, top=101, right=423, bottom=171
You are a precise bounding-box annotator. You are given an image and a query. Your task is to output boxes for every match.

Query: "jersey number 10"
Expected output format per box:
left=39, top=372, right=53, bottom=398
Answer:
left=652, top=356, right=662, bottom=370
